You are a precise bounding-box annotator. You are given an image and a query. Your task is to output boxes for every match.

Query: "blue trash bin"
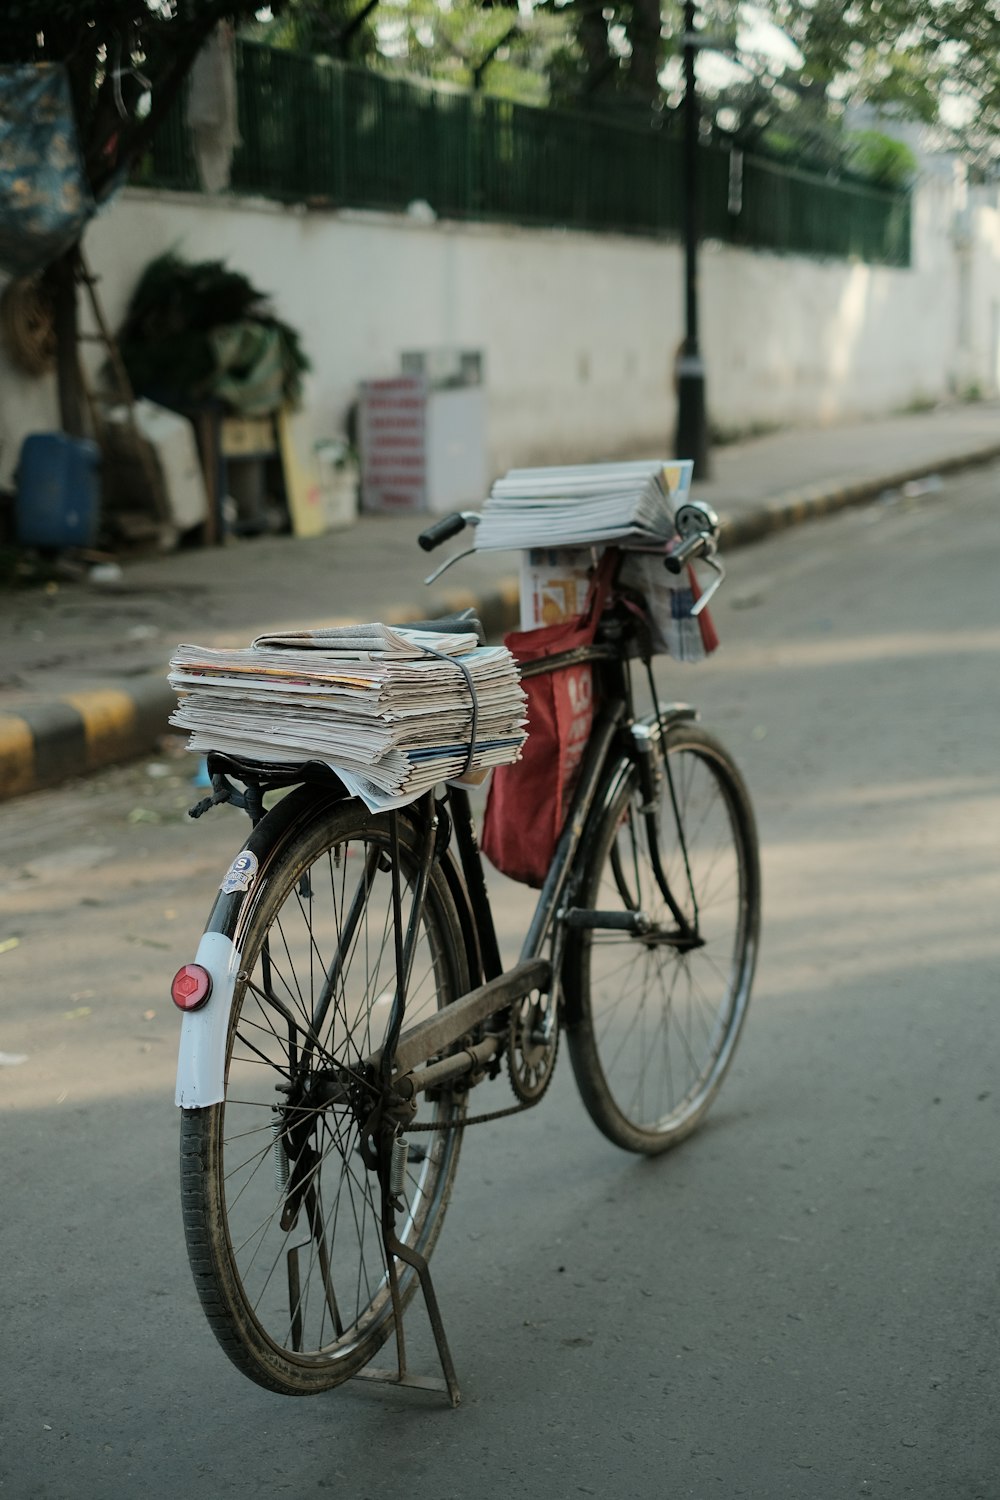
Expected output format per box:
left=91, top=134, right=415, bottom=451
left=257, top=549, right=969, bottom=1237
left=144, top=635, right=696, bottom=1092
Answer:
left=15, top=432, right=100, bottom=548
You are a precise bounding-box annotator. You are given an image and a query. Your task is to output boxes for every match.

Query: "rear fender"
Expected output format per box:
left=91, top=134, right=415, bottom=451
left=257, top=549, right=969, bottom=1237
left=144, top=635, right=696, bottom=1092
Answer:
left=175, top=930, right=243, bottom=1108
left=174, top=782, right=350, bottom=1111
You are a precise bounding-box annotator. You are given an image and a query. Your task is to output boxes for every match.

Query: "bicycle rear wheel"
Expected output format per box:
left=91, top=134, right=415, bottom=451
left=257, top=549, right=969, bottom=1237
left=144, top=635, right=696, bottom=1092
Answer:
left=564, top=723, right=760, bottom=1154
left=181, top=797, right=468, bottom=1395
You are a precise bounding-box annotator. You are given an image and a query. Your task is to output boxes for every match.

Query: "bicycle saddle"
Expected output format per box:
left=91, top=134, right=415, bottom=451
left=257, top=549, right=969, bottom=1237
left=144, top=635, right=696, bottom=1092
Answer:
left=402, top=610, right=486, bottom=646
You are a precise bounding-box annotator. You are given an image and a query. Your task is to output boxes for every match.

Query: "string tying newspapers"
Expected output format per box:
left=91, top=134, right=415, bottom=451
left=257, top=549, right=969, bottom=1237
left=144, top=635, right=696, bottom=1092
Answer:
left=169, top=623, right=528, bottom=813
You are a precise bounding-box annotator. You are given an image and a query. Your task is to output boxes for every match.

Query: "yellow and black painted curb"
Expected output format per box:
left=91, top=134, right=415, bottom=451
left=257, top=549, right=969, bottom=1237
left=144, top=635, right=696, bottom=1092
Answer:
left=0, top=676, right=176, bottom=804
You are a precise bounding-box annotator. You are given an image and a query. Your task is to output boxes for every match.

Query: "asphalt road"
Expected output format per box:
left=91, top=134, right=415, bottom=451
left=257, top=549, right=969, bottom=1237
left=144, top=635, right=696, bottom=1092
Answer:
left=2, top=466, right=999, bottom=1499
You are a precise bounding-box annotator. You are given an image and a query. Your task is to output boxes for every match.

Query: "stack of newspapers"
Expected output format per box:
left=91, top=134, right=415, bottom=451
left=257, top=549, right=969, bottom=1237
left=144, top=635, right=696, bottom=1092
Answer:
left=168, top=623, right=527, bottom=812
left=473, top=460, right=693, bottom=551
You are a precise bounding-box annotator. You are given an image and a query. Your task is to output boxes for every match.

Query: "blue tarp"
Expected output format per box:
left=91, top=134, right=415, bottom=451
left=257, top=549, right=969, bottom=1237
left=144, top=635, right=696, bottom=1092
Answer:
left=0, top=64, right=95, bottom=278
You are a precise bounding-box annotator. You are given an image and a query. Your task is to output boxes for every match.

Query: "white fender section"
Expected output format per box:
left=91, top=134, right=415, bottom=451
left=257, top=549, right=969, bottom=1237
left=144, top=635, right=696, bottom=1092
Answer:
left=175, top=930, right=244, bottom=1109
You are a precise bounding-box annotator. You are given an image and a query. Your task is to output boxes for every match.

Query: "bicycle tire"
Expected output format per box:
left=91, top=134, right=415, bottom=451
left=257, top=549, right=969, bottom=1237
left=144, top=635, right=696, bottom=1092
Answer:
left=564, top=723, right=760, bottom=1155
left=180, top=796, right=469, bottom=1395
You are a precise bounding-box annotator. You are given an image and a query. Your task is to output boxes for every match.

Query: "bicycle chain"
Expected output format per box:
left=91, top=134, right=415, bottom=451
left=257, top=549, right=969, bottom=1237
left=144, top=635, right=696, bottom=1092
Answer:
left=407, top=1096, right=540, bottom=1131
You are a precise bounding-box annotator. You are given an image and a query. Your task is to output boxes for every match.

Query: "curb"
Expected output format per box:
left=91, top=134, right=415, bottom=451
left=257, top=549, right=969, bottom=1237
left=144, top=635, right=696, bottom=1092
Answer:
left=718, top=441, right=1000, bottom=550
left=3, top=441, right=998, bottom=804
left=0, top=676, right=177, bottom=801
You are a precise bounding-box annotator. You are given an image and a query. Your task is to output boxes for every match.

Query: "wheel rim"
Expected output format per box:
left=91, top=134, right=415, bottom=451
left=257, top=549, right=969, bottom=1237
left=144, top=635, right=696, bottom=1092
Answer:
left=217, top=823, right=461, bottom=1370
left=582, top=743, right=755, bottom=1138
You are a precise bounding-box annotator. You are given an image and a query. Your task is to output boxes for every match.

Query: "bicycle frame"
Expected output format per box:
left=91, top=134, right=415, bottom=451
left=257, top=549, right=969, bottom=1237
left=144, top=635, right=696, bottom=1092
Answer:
left=366, top=702, right=621, bottom=1090
left=366, top=646, right=698, bottom=1100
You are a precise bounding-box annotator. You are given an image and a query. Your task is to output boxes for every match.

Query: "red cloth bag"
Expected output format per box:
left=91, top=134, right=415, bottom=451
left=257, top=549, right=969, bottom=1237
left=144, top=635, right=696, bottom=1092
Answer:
left=480, top=555, right=615, bottom=888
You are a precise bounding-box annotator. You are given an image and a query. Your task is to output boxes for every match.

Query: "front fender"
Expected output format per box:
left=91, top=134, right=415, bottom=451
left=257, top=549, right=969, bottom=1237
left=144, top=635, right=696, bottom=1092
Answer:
left=175, top=930, right=243, bottom=1108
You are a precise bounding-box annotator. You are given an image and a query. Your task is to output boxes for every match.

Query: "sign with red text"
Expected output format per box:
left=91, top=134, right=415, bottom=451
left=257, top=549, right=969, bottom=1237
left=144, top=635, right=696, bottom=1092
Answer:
left=359, top=376, right=427, bottom=513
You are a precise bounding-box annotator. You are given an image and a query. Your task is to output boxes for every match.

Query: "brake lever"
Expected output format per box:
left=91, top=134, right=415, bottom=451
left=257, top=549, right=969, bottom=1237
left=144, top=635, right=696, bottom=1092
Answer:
left=689, top=553, right=725, bottom=615
left=422, top=513, right=482, bottom=585
left=424, top=545, right=477, bottom=585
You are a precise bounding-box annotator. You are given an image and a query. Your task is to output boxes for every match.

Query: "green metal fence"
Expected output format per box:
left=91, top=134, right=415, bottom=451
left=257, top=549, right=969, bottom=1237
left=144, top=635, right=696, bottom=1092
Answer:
left=138, top=41, right=911, bottom=267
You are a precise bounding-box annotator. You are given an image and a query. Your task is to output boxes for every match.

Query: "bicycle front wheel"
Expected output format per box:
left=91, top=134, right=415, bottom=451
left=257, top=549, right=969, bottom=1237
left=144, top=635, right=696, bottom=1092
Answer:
left=564, top=723, right=760, bottom=1154
left=181, top=797, right=469, bottom=1395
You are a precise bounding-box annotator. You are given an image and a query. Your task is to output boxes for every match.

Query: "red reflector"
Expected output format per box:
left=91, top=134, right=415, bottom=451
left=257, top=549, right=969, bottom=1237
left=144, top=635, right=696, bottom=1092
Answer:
left=171, top=963, right=213, bottom=1011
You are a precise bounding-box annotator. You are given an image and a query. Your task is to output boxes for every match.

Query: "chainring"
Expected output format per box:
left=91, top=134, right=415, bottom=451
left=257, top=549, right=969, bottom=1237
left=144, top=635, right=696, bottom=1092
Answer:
left=507, top=991, right=559, bottom=1104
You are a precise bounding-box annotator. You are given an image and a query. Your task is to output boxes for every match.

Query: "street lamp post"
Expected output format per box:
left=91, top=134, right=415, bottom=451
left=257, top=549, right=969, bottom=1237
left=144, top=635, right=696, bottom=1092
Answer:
left=675, top=0, right=710, bottom=477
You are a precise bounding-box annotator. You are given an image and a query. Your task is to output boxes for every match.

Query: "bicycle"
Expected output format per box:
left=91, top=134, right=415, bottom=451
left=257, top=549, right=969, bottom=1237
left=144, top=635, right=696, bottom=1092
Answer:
left=170, top=499, right=761, bottom=1406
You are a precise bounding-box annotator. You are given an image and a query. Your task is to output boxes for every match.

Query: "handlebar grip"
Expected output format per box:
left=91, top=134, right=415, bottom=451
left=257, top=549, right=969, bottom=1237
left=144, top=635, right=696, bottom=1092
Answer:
left=664, top=532, right=708, bottom=575
left=418, top=513, right=468, bottom=552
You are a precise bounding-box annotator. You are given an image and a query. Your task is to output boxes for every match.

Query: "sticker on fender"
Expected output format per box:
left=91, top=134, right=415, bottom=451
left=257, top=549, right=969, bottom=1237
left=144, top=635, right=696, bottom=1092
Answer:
left=220, top=850, right=258, bottom=894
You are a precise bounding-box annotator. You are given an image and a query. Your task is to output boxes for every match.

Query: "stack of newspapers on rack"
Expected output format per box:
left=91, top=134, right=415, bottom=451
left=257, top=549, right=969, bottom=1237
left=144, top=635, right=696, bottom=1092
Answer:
left=473, top=459, right=693, bottom=551
left=168, top=623, right=528, bottom=812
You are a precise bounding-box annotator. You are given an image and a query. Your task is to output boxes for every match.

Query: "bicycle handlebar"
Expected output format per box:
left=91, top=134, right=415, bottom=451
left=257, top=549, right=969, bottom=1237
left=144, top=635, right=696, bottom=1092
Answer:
left=664, top=499, right=721, bottom=571
left=664, top=530, right=711, bottom=574
left=663, top=500, right=725, bottom=612
left=418, top=512, right=469, bottom=552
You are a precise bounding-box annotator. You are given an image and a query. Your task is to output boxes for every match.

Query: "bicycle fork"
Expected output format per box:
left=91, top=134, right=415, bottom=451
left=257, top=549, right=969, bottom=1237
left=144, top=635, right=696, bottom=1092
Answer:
left=557, top=709, right=704, bottom=950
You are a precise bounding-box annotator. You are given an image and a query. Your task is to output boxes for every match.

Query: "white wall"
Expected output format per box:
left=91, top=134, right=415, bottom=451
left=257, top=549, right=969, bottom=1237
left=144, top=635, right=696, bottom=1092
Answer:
left=2, top=167, right=999, bottom=492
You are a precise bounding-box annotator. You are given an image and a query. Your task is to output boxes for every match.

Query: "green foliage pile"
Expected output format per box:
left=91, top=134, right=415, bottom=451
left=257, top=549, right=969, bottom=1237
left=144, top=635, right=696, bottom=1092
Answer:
left=117, top=253, right=310, bottom=414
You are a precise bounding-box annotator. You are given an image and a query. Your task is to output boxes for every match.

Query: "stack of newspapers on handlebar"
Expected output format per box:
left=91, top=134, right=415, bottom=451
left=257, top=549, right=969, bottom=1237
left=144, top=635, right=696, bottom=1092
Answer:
left=467, top=457, right=713, bottom=662
left=168, top=622, right=528, bottom=813
left=472, top=459, right=692, bottom=550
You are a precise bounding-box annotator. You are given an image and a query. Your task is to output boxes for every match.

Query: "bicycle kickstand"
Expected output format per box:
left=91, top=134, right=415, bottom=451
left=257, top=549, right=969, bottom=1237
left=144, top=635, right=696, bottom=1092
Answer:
left=356, top=1138, right=462, bottom=1408
left=356, top=808, right=461, bottom=1406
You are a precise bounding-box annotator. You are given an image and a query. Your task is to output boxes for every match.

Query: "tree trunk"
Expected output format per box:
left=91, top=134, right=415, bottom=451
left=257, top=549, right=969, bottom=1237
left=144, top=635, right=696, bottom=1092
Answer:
left=625, top=0, right=664, bottom=104
left=578, top=1, right=614, bottom=91
left=44, top=245, right=86, bottom=438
